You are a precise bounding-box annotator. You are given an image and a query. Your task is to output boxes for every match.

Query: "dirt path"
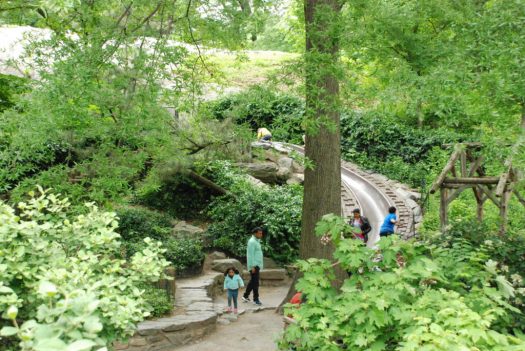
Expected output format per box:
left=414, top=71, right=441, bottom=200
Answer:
left=174, top=285, right=289, bottom=351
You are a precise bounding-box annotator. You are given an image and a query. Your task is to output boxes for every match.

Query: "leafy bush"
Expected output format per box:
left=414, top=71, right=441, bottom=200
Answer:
left=8, top=147, right=148, bottom=208
left=0, top=73, right=29, bottom=112
left=206, top=86, right=305, bottom=143
left=136, top=175, right=213, bottom=220
left=279, top=214, right=525, bottom=350
left=0, top=189, right=169, bottom=350
left=116, top=207, right=205, bottom=274
left=141, top=286, right=172, bottom=318
left=205, top=161, right=302, bottom=264
left=164, top=238, right=205, bottom=275
left=340, top=111, right=462, bottom=187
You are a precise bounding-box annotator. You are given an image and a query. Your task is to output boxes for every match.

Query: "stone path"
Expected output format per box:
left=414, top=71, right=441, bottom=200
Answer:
left=175, top=284, right=290, bottom=351
left=117, top=269, right=290, bottom=351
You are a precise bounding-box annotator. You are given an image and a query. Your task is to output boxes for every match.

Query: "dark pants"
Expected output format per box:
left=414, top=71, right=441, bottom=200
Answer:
left=227, top=289, right=239, bottom=308
left=380, top=231, right=393, bottom=237
left=243, top=266, right=260, bottom=302
left=261, top=135, right=272, bottom=141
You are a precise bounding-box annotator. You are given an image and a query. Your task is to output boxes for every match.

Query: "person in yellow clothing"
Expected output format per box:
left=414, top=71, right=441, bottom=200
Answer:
left=257, top=127, right=272, bottom=142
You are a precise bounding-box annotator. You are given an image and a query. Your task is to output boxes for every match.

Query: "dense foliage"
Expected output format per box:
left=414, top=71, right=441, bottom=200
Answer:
left=116, top=207, right=205, bottom=275
left=206, top=86, right=305, bottom=144
left=205, top=161, right=302, bottom=264
left=280, top=215, right=525, bottom=350
left=0, top=190, right=169, bottom=351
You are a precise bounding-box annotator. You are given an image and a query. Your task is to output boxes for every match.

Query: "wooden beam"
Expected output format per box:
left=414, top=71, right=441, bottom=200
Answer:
left=468, top=155, right=484, bottom=176
left=446, top=186, right=469, bottom=206
left=476, top=185, right=500, bottom=207
left=430, top=150, right=461, bottom=194
left=513, top=189, right=525, bottom=208
left=443, top=177, right=500, bottom=185
left=496, top=161, right=512, bottom=197
left=473, top=187, right=484, bottom=222
left=460, top=151, right=467, bottom=177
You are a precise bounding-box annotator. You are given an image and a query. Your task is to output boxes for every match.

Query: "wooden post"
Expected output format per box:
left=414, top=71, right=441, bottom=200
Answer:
left=460, top=150, right=467, bottom=177
left=499, top=188, right=512, bottom=236
left=473, top=187, right=484, bottom=222
left=440, top=188, right=448, bottom=234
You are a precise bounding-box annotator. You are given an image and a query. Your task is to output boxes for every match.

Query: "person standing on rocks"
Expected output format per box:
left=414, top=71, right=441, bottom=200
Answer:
left=242, top=227, right=264, bottom=306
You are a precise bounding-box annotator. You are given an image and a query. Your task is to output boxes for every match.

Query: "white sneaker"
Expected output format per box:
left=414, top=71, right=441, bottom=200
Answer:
left=241, top=296, right=250, bottom=303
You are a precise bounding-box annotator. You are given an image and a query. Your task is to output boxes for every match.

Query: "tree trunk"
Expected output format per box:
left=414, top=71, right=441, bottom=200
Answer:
left=277, top=0, right=342, bottom=314
left=301, top=0, right=342, bottom=260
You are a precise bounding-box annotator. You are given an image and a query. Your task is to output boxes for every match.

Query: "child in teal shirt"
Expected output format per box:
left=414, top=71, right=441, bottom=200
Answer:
left=224, top=267, right=245, bottom=314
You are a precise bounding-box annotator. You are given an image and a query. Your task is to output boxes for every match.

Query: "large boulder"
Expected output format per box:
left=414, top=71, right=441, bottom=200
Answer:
left=239, top=162, right=279, bottom=184
left=172, top=221, right=205, bottom=239
left=211, top=259, right=244, bottom=273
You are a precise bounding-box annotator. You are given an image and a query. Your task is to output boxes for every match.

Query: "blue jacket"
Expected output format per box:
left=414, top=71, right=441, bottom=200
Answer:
left=224, top=274, right=244, bottom=290
left=247, top=235, right=264, bottom=270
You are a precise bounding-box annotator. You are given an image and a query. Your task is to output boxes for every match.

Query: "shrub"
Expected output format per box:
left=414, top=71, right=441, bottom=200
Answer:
left=116, top=206, right=205, bottom=274
left=206, top=86, right=305, bottom=143
left=0, top=189, right=169, bottom=350
left=279, top=214, right=525, bottom=350
left=164, top=238, right=205, bottom=276
left=140, top=285, right=172, bottom=318
left=205, top=161, right=302, bottom=264
left=136, top=175, right=213, bottom=220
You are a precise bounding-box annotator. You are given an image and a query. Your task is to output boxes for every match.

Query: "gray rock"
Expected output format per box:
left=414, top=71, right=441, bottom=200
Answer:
left=263, top=257, right=279, bottom=269
left=211, top=258, right=244, bottom=273
left=251, top=141, right=272, bottom=150
left=260, top=268, right=287, bottom=280
left=245, top=174, right=267, bottom=188
left=276, top=166, right=292, bottom=180
left=292, top=160, right=305, bottom=174
left=239, top=162, right=279, bottom=184
left=172, top=221, right=204, bottom=238
left=396, top=187, right=421, bottom=201
left=208, top=251, right=227, bottom=260
left=263, top=257, right=280, bottom=270
left=405, top=198, right=420, bottom=210
left=277, top=156, right=294, bottom=171
left=286, top=173, right=304, bottom=185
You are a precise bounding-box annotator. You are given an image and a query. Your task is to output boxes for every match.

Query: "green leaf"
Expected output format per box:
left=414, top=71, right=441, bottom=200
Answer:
left=0, top=286, right=14, bottom=294
left=34, top=338, right=67, bottom=351
left=0, top=326, right=18, bottom=336
left=65, top=339, right=97, bottom=351
left=38, top=281, right=58, bottom=298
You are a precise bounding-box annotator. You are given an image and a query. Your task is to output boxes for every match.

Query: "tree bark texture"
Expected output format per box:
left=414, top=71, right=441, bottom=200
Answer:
left=300, top=0, right=342, bottom=260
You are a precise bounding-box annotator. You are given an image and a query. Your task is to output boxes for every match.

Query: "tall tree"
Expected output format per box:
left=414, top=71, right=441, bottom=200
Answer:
left=300, top=0, right=342, bottom=260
